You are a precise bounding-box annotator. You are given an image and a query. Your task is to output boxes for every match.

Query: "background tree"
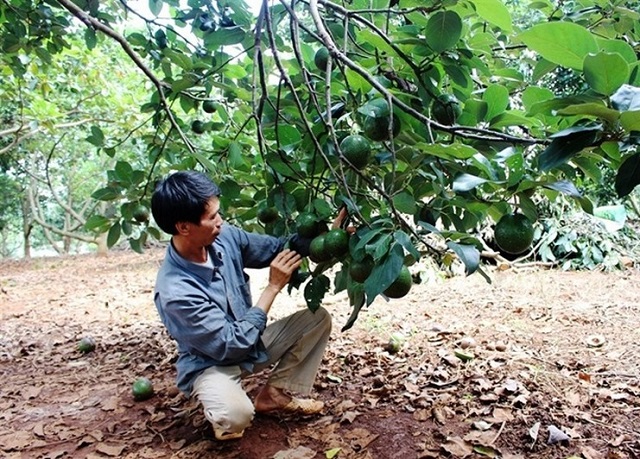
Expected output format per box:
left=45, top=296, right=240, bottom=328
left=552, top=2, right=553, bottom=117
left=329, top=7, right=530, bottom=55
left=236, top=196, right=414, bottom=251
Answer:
left=0, top=30, right=150, bottom=257
left=1, top=0, right=638, bottom=326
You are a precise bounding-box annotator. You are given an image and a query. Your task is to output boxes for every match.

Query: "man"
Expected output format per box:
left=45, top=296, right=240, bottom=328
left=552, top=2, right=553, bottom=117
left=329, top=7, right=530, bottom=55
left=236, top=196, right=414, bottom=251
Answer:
left=151, top=170, right=340, bottom=441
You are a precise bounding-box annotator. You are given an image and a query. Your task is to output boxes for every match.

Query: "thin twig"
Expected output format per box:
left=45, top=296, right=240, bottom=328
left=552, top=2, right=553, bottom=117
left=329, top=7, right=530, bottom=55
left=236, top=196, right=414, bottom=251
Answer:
left=491, top=420, right=506, bottom=445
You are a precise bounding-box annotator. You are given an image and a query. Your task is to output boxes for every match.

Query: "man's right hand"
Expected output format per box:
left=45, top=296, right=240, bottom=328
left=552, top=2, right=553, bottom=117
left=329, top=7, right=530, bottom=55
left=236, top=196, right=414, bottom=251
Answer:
left=267, top=249, right=303, bottom=292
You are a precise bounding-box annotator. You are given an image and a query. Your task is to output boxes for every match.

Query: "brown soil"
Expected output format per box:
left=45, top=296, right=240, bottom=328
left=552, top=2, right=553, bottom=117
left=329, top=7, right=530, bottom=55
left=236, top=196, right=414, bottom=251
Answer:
left=1, top=248, right=638, bottom=459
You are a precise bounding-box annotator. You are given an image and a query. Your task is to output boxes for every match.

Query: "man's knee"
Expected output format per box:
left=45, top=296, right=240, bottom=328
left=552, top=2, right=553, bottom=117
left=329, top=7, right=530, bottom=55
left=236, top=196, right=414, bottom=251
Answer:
left=224, top=396, right=255, bottom=431
left=205, top=394, right=255, bottom=432
left=315, top=306, right=332, bottom=334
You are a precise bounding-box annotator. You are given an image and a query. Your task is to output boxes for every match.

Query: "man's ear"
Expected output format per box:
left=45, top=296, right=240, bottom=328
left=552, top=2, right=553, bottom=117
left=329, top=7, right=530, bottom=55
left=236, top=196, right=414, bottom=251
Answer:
left=175, top=221, right=191, bottom=235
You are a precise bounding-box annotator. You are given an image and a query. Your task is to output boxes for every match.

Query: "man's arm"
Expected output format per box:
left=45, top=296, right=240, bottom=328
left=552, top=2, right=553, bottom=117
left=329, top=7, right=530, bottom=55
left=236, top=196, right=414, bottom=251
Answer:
left=158, top=291, right=267, bottom=364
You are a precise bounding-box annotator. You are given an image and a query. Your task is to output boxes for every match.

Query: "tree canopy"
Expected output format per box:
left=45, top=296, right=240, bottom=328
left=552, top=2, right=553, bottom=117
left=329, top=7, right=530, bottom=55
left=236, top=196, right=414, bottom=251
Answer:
left=1, top=0, right=639, bottom=325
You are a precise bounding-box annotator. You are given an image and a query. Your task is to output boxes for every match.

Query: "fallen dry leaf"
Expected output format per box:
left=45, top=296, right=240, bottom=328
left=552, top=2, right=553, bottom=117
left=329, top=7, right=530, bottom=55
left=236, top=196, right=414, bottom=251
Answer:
left=100, top=396, right=120, bottom=412
left=95, top=442, right=126, bottom=457
left=0, top=430, right=34, bottom=451
left=32, top=422, right=45, bottom=438
left=441, top=436, right=473, bottom=457
left=21, top=386, right=42, bottom=400
left=272, top=446, right=316, bottom=459
left=344, top=427, right=378, bottom=451
left=581, top=445, right=605, bottom=459
left=42, top=448, right=68, bottom=459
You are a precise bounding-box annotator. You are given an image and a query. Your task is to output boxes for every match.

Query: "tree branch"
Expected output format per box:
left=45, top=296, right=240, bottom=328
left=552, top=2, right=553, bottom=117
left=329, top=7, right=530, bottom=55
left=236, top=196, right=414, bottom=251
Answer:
left=54, top=0, right=196, bottom=156
left=306, top=0, right=547, bottom=146
left=27, top=180, right=97, bottom=246
left=0, top=119, right=95, bottom=155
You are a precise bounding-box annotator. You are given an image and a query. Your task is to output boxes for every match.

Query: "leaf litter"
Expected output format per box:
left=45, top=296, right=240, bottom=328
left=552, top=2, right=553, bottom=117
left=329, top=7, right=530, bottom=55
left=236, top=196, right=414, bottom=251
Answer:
left=0, top=249, right=639, bottom=458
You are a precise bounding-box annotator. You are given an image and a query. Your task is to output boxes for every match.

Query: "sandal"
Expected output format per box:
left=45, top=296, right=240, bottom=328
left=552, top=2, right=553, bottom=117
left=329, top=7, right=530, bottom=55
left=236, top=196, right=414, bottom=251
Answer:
left=257, top=397, right=324, bottom=416
left=213, top=427, right=244, bottom=441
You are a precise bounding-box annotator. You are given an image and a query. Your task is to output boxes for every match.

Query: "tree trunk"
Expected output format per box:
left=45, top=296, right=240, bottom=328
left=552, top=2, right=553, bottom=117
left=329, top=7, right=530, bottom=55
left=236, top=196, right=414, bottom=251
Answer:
left=96, top=232, right=108, bottom=256
left=21, top=194, right=32, bottom=259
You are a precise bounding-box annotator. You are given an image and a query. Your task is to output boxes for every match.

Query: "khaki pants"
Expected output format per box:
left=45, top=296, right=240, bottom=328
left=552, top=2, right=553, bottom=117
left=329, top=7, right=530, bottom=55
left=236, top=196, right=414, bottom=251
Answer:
left=191, top=307, right=332, bottom=434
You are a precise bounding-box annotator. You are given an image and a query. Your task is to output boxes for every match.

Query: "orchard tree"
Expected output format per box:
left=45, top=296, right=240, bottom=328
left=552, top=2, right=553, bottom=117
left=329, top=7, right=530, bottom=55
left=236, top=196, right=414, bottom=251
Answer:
left=1, top=0, right=638, bottom=328
left=0, top=32, right=151, bottom=257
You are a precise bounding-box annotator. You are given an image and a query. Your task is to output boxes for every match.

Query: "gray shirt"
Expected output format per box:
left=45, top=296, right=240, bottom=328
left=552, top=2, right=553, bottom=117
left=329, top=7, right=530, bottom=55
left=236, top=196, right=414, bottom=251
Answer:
left=154, top=224, right=286, bottom=395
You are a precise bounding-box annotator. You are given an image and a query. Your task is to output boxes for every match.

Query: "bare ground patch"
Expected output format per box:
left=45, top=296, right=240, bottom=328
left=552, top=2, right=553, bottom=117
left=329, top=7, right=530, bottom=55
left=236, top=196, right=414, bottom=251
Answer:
left=1, top=249, right=638, bottom=458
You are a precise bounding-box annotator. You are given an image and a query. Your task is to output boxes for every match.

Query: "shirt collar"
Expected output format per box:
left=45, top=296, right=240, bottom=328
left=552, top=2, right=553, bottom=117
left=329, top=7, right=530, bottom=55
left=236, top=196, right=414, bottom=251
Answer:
left=168, top=240, right=221, bottom=282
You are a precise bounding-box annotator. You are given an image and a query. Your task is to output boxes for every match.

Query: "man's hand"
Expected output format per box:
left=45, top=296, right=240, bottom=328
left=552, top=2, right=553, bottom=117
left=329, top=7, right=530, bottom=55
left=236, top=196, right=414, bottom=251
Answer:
left=331, top=206, right=356, bottom=234
left=268, top=249, right=303, bottom=292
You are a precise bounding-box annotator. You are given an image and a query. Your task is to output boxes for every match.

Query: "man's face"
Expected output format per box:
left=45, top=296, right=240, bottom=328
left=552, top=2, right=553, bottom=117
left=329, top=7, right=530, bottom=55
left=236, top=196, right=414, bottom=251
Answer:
left=190, top=196, right=223, bottom=246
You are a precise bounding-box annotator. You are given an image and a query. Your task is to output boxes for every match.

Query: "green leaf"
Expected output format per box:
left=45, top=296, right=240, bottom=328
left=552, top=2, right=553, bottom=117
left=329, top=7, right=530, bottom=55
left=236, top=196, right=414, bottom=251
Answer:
left=84, top=28, right=97, bottom=50
left=422, top=143, right=477, bottom=160
left=459, top=99, right=488, bottom=125
left=85, top=215, right=110, bottom=232
left=521, top=86, right=554, bottom=112
left=452, top=173, right=490, bottom=192
left=204, top=27, right=246, bottom=49
left=222, top=64, right=248, bottom=79
left=304, top=275, right=331, bottom=313
left=446, top=241, right=480, bottom=275
left=129, top=236, right=144, bottom=254
left=325, top=447, right=342, bottom=459
left=470, top=0, right=513, bottom=31
left=114, top=161, right=133, bottom=182
left=483, top=84, right=510, bottom=121
left=576, top=196, right=594, bottom=214
left=341, top=282, right=365, bottom=332
left=583, top=52, right=629, bottom=96
left=424, top=11, right=462, bottom=53
left=473, top=444, right=500, bottom=457
left=556, top=103, right=620, bottom=124
left=107, top=223, right=121, bottom=248
left=353, top=227, right=384, bottom=254
left=543, top=179, right=582, bottom=197
left=276, top=125, right=302, bottom=147
left=532, top=58, right=557, bottom=82
left=615, top=153, right=640, bottom=198
left=364, top=243, right=404, bottom=306
left=358, top=29, right=394, bottom=55
left=228, top=141, right=245, bottom=168
left=189, top=151, right=218, bottom=173
left=122, top=220, right=133, bottom=236
left=528, top=95, right=602, bottom=117
left=620, top=111, right=640, bottom=132
left=392, top=192, right=417, bottom=214
left=148, top=0, right=163, bottom=16
left=393, top=230, right=420, bottom=261
left=147, top=227, right=162, bottom=240
left=171, top=74, right=197, bottom=93
left=597, top=38, right=637, bottom=64
left=165, top=49, right=192, bottom=70
left=538, top=124, right=602, bottom=171
left=126, top=32, right=148, bottom=47
left=490, top=111, right=541, bottom=129
left=86, top=125, right=105, bottom=147
left=92, top=187, right=120, bottom=201
left=518, top=22, right=598, bottom=70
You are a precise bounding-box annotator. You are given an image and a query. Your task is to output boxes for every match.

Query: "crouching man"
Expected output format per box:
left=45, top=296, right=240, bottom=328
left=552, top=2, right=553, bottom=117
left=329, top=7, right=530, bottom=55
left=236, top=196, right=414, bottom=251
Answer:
left=151, top=171, right=342, bottom=440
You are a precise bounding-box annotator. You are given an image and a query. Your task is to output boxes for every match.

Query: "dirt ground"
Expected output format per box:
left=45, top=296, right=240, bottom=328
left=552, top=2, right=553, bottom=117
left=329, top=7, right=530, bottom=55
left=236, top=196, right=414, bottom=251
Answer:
left=1, top=247, right=639, bottom=459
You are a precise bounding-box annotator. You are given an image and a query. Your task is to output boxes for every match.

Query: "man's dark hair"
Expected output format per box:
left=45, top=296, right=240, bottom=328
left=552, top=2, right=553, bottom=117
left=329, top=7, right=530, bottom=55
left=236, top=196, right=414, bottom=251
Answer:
left=151, top=171, right=221, bottom=235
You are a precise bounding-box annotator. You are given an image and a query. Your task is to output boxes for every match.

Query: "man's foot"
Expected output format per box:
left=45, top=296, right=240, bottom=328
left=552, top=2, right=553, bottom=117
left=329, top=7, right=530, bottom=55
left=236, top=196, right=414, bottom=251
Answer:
left=254, top=385, right=324, bottom=415
left=213, top=426, right=244, bottom=441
